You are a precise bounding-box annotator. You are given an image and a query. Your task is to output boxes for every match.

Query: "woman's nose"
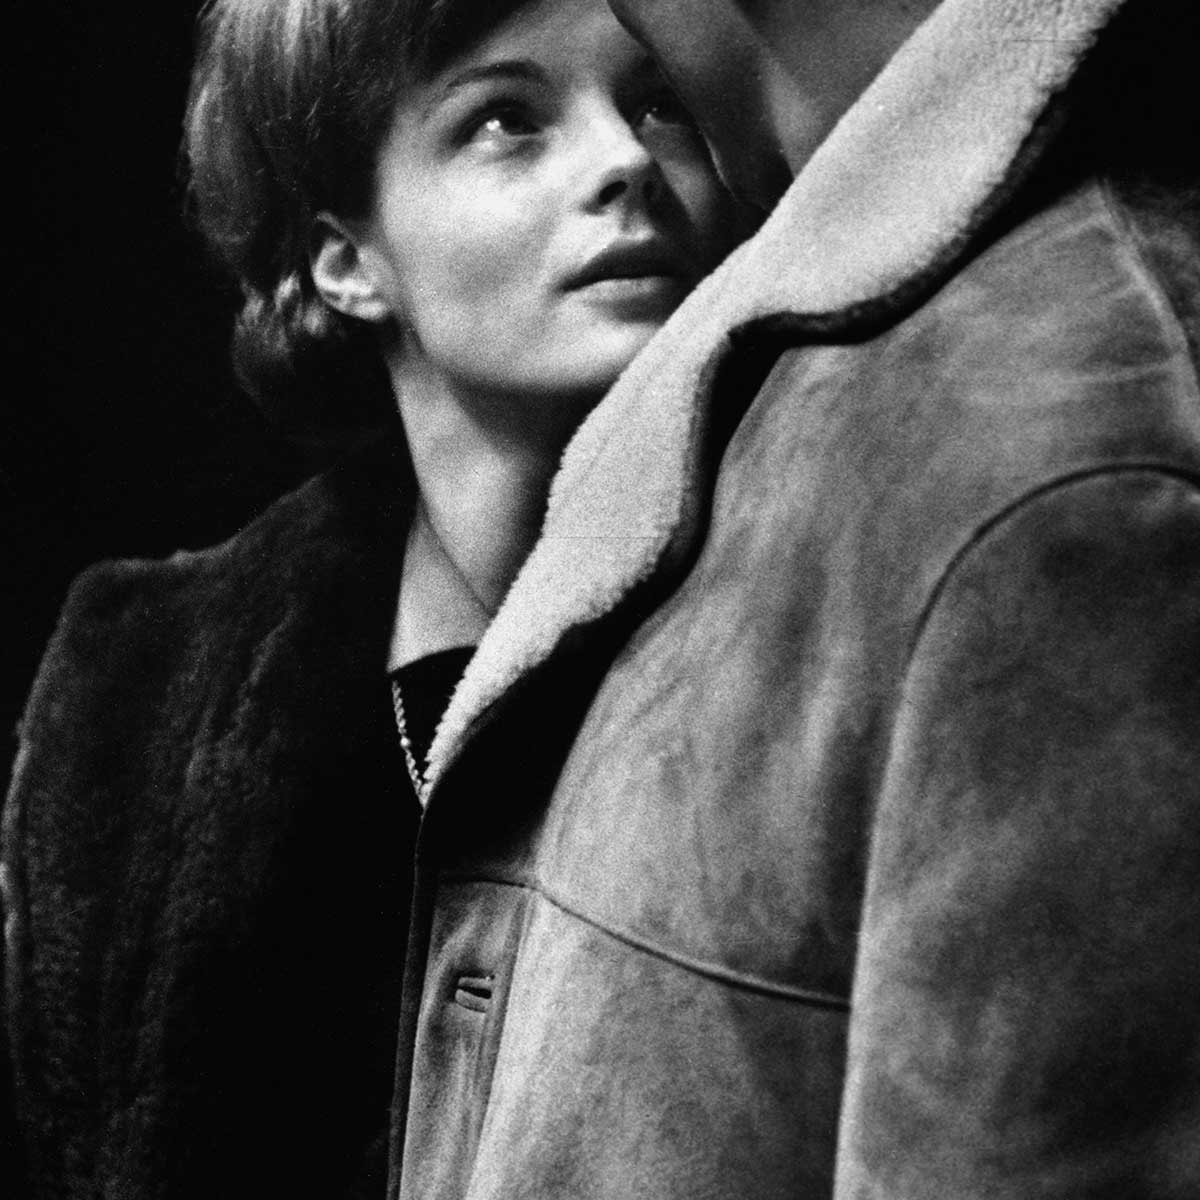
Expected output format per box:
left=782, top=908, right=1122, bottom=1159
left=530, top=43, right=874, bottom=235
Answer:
left=580, top=107, right=663, bottom=213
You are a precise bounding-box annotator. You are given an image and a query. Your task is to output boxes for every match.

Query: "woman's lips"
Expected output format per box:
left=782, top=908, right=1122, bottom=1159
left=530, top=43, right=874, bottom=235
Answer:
left=564, top=239, right=688, bottom=311
left=574, top=273, right=685, bottom=304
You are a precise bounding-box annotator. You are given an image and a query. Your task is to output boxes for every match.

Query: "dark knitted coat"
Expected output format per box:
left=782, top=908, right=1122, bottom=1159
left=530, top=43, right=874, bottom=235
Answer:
left=2, top=437, right=418, bottom=1197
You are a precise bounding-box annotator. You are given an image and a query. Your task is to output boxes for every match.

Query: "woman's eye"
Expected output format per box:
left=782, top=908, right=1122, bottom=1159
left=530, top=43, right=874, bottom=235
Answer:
left=465, top=104, right=539, bottom=144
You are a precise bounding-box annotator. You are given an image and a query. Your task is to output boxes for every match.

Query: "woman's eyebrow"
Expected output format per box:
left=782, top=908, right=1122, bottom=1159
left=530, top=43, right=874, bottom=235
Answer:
left=432, top=59, right=546, bottom=107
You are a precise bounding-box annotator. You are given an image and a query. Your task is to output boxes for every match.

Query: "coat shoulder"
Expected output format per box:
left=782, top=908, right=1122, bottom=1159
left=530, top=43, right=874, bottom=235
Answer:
left=728, top=172, right=1200, bottom=672
left=917, top=175, right=1200, bottom=414
left=24, top=434, right=410, bottom=726
left=17, top=469, right=327, bottom=746
left=9, top=433, right=412, bottom=816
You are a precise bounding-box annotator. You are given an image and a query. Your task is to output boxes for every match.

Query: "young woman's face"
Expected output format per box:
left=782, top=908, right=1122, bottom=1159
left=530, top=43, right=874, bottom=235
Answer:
left=354, top=0, right=739, bottom=406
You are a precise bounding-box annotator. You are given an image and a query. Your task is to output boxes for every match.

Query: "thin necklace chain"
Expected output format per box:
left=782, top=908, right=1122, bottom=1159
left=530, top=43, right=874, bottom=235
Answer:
left=392, top=507, right=489, bottom=808
left=390, top=677, right=430, bottom=805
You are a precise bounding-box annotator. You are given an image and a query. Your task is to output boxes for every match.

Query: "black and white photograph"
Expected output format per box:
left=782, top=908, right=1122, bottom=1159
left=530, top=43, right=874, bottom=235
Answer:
left=4, top=0, right=1200, bottom=1195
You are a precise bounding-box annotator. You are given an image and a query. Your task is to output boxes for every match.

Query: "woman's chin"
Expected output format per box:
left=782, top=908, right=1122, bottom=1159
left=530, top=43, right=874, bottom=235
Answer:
left=555, top=320, right=671, bottom=394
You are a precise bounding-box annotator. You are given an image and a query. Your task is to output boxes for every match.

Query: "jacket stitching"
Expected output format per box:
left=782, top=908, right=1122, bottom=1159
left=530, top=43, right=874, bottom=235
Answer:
left=1098, top=174, right=1200, bottom=404
left=437, top=873, right=850, bottom=1012
left=908, top=463, right=1200, bottom=669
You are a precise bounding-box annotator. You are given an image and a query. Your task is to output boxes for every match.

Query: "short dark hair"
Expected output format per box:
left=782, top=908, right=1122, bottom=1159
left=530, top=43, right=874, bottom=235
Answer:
left=183, top=0, right=527, bottom=430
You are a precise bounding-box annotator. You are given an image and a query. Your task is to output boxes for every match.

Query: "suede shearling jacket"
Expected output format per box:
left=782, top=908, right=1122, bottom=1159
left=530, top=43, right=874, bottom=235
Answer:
left=7, top=0, right=1200, bottom=1197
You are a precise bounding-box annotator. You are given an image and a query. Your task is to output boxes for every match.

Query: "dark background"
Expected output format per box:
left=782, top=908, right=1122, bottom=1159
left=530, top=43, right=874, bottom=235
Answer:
left=3, top=2, right=324, bottom=748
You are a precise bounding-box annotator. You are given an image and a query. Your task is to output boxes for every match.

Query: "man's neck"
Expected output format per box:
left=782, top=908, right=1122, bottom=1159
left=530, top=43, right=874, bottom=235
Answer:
left=754, top=0, right=941, bottom=181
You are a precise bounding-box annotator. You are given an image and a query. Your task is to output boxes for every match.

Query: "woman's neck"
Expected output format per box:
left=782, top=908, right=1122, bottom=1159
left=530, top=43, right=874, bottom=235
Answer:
left=387, top=354, right=597, bottom=670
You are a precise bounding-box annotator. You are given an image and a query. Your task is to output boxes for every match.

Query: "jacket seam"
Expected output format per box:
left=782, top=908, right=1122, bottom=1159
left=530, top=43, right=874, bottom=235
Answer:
left=908, top=463, right=1200, bottom=667
left=1098, top=175, right=1200, bottom=404
left=908, top=176, right=1200, bottom=666
left=438, top=872, right=851, bottom=1012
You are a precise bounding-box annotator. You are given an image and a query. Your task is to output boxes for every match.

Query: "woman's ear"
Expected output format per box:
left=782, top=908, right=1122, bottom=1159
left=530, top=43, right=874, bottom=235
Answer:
left=310, top=213, right=392, bottom=323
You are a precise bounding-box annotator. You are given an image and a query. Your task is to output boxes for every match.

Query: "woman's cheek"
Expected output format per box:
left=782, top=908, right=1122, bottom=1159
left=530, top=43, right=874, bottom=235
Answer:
left=409, top=209, right=549, bottom=376
left=442, top=192, right=545, bottom=313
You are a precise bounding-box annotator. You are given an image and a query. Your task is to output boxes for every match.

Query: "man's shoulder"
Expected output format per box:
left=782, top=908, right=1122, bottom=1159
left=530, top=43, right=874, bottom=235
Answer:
left=724, top=174, right=1200, bottom=633
left=757, top=174, right=1200, bottom=484
left=927, top=174, right=1199, bottom=387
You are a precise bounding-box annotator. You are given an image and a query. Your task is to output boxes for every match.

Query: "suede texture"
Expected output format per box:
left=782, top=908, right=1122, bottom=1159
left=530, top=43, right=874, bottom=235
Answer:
left=2, top=438, right=416, bottom=1198
left=841, top=472, right=1200, bottom=1198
